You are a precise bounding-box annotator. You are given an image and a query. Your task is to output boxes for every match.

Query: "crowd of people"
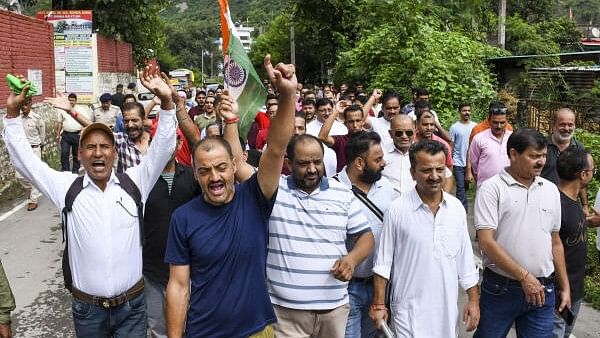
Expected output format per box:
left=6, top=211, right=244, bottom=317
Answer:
left=1, top=54, right=600, bottom=338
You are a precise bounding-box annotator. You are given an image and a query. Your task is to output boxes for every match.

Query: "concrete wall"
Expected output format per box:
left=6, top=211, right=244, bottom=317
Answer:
left=0, top=104, right=61, bottom=202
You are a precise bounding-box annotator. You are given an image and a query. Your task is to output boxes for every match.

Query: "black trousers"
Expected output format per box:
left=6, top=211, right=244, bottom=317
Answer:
left=60, top=131, right=80, bottom=173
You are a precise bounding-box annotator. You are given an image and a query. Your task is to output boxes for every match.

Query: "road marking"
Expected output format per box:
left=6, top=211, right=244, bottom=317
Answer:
left=0, top=201, right=27, bottom=222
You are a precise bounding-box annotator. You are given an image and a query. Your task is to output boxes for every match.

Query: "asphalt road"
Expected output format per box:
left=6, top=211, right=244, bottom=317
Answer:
left=0, top=195, right=599, bottom=337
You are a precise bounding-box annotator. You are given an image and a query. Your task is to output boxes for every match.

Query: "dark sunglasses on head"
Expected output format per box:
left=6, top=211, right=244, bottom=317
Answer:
left=490, top=107, right=508, bottom=114
left=393, top=130, right=414, bottom=138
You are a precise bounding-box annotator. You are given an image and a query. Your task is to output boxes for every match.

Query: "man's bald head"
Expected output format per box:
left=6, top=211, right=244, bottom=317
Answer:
left=553, top=108, right=575, bottom=124
left=390, top=115, right=414, bottom=129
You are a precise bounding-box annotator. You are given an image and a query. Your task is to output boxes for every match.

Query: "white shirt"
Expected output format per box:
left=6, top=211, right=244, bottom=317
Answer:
left=323, top=146, right=338, bottom=178
left=3, top=109, right=177, bottom=297
left=383, top=143, right=452, bottom=194
left=382, top=144, right=413, bottom=194
left=368, top=116, right=392, bottom=149
left=336, top=168, right=398, bottom=277
left=373, top=188, right=479, bottom=338
left=306, top=119, right=347, bottom=137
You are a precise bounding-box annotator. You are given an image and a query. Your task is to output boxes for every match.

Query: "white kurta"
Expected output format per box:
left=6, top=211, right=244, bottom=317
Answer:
left=373, top=188, right=479, bottom=338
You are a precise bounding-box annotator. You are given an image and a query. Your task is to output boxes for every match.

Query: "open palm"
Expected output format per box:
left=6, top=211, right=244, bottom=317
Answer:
left=140, top=66, right=171, bottom=100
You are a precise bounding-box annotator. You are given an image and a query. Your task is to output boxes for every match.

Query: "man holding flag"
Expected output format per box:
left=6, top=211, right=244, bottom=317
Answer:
left=218, top=0, right=267, bottom=139
left=164, top=2, right=294, bottom=338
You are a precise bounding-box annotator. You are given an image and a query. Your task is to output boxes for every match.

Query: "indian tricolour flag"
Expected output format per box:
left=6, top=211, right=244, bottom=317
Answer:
left=219, top=0, right=267, bottom=140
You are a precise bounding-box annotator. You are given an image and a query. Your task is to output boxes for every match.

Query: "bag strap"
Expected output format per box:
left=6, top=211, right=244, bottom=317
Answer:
left=350, top=185, right=384, bottom=222
left=61, top=176, right=84, bottom=292
left=115, top=173, right=145, bottom=245
left=332, top=174, right=384, bottom=222
left=62, top=176, right=84, bottom=242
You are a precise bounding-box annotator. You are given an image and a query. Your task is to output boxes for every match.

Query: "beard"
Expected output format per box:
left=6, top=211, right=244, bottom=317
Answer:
left=554, top=131, right=573, bottom=144
left=292, top=168, right=323, bottom=192
left=126, top=126, right=143, bottom=140
left=360, top=166, right=383, bottom=184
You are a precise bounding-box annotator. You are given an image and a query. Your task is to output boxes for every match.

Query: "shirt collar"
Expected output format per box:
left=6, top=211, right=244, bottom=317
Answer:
left=498, top=167, right=544, bottom=189
left=408, top=186, right=448, bottom=212
left=338, top=166, right=385, bottom=191
left=385, top=142, right=409, bottom=155
left=82, top=171, right=118, bottom=190
left=286, top=175, right=329, bottom=192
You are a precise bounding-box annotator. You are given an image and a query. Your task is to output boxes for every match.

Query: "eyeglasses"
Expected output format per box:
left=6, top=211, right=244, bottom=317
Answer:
left=583, top=168, right=597, bottom=175
left=490, top=107, right=508, bottom=114
left=392, top=130, right=414, bottom=138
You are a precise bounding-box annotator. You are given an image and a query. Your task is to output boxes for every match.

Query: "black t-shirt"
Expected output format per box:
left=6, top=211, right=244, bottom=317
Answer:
left=143, top=164, right=201, bottom=286
left=541, top=137, right=583, bottom=185
left=558, top=191, right=587, bottom=301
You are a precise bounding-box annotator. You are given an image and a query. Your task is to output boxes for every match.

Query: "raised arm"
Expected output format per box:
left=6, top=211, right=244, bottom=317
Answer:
left=317, top=102, right=338, bottom=146
left=4, top=82, right=77, bottom=209
left=434, top=119, right=452, bottom=144
left=161, top=72, right=201, bottom=145
left=127, top=65, right=177, bottom=201
left=45, top=93, right=92, bottom=127
left=363, top=89, right=381, bottom=118
left=256, top=55, right=297, bottom=199
left=219, top=92, right=255, bottom=183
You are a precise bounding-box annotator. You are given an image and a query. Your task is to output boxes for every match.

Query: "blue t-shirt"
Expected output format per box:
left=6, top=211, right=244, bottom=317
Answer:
left=449, top=120, right=476, bottom=167
left=165, top=174, right=276, bottom=338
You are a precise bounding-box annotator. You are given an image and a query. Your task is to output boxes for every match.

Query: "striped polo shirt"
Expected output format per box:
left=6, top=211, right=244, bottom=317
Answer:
left=267, top=176, right=371, bottom=310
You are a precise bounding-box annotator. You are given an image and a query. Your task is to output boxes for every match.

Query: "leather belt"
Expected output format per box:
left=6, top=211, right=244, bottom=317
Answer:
left=62, top=130, right=81, bottom=134
left=30, top=144, right=40, bottom=148
left=72, top=279, right=144, bottom=309
left=483, top=268, right=555, bottom=287
left=351, top=275, right=373, bottom=283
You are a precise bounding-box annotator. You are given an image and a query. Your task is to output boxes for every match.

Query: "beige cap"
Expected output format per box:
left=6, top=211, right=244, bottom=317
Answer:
left=79, top=123, right=115, bottom=146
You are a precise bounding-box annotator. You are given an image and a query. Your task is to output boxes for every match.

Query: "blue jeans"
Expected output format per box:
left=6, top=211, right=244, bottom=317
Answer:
left=144, top=277, right=167, bottom=338
left=474, top=270, right=555, bottom=338
left=344, top=279, right=376, bottom=338
left=71, top=292, right=147, bottom=338
left=552, top=297, right=582, bottom=338
left=453, top=166, right=468, bottom=210
left=60, top=131, right=80, bottom=173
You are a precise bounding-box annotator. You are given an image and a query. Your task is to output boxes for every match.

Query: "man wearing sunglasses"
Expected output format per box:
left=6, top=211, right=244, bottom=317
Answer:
left=384, top=115, right=454, bottom=194
left=468, top=102, right=514, bottom=144
left=469, top=102, right=512, bottom=190
left=382, top=115, right=416, bottom=194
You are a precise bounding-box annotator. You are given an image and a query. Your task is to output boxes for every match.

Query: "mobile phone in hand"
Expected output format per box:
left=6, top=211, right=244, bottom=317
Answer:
left=559, top=306, right=575, bottom=326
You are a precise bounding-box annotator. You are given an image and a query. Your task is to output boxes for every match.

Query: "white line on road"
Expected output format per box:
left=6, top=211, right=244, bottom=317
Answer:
left=0, top=201, right=27, bottom=222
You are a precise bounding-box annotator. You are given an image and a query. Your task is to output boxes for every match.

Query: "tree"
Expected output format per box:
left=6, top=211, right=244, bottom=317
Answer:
left=337, top=19, right=508, bottom=125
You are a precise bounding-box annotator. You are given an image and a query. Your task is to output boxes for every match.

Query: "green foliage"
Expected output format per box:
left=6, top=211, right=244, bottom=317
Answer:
left=508, top=0, right=555, bottom=23
left=558, top=0, right=600, bottom=26
left=163, top=20, right=220, bottom=73
left=506, top=15, right=560, bottom=56
left=537, top=17, right=582, bottom=52
left=337, top=19, right=508, bottom=127
left=574, top=129, right=600, bottom=310
left=249, top=13, right=292, bottom=79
